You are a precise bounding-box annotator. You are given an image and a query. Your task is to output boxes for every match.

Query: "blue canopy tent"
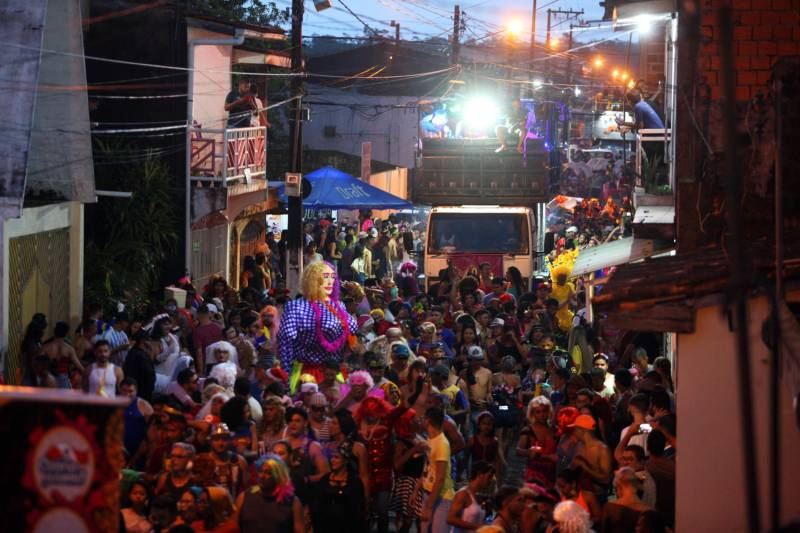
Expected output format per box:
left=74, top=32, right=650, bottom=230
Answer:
left=277, top=166, right=413, bottom=209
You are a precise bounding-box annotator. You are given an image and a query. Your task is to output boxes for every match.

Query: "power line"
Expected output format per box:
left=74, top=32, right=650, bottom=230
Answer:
left=0, top=40, right=456, bottom=81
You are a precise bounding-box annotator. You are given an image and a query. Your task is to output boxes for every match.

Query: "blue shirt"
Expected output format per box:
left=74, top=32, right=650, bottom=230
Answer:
left=634, top=100, right=665, bottom=129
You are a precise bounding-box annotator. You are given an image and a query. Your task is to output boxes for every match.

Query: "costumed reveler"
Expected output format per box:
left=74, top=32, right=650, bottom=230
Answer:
left=277, top=261, right=357, bottom=393
left=545, top=248, right=579, bottom=333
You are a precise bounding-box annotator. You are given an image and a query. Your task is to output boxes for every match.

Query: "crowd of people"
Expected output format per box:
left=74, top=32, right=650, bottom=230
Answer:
left=17, top=211, right=675, bottom=533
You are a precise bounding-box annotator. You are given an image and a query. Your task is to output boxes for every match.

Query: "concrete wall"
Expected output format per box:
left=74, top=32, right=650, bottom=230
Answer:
left=676, top=292, right=800, bottom=532
left=27, top=0, right=95, bottom=202
left=304, top=86, right=419, bottom=169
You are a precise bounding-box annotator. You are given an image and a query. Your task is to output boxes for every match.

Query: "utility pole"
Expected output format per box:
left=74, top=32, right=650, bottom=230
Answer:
left=546, top=9, right=583, bottom=79
left=451, top=5, right=460, bottom=66
left=545, top=9, right=552, bottom=75
left=528, top=0, right=537, bottom=89
left=286, top=0, right=304, bottom=293
left=390, top=20, right=400, bottom=60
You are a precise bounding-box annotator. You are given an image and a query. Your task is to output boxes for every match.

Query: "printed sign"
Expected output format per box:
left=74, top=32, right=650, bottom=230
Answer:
left=32, top=427, right=95, bottom=502
left=0, top=388, right=126, bottom=533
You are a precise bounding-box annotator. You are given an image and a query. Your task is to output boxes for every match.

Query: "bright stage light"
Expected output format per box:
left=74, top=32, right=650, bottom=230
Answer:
left=635, top=14, right=653, bottom=35
left=533, top=79, right=543, bottom=89
left=574, top=87, right=581, bottom=96
left=463, top=96, right=499, bottom=130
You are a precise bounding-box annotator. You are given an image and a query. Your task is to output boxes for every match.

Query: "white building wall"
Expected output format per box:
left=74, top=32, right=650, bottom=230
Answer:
left=676, top=293, right=800, bottom=532
left=304, top=86, right=419, bottom=169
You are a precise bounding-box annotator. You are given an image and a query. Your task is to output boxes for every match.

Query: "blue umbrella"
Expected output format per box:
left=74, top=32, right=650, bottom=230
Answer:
left=276, top=166, right=412, bottom=209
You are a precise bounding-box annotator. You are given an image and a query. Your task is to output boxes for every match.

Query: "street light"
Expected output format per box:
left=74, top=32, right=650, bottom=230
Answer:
left=550, top=38, right=560, bottom=49
left=612, top=68, right=619, bottom=79
left=593, top=57, right=603, bottom=68
left=620, top=72, right=629, bottom=81
left=507, top=18, right=524, bottom=37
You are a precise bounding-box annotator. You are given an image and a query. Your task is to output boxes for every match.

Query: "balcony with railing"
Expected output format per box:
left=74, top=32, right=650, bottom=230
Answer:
left=189, top=123, right=268, bottom=190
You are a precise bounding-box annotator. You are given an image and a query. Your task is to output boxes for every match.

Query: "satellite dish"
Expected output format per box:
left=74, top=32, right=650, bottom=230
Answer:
left=302, top=177, right=312, bottom=200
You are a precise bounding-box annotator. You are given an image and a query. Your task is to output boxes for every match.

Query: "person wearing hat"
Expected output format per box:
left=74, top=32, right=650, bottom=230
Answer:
left=412, top=321, right=453, bottom=362
left=590, top=365, right=615, bottom=400
left=365, top=352, right=389, bottom=391
left=568, top=414, right=612, bottom=499
left=386, top=342, right=413, bottom=387
left=102, top=311, right=131, bottom=367
left=488, top=317, right=505, bottom=338
left=200, top=423, right=250, bottom=496
left=460, top=346, right=493, bottom=431
left=308, top=392, right=332, bottom=443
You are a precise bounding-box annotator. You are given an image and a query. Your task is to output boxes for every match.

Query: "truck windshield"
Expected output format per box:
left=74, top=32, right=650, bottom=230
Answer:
left=428, top=213, right=530, bottom=255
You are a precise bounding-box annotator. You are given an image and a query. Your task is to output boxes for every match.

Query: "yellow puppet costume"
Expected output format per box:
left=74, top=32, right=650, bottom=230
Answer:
left=546, top=249, right=579, bottom=332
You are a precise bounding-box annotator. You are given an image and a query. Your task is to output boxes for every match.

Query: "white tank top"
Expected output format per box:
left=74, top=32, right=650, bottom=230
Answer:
left=88, top=363, right=117, bottom=397
left=452, top=487, right=485, bottom=533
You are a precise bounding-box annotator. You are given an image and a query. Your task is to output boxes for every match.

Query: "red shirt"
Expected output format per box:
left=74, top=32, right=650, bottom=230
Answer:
left=193, top=322, right=223, bottom=362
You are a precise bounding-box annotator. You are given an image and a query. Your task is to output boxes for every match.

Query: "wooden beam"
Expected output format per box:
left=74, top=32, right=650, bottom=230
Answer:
left=606, top=303, right=695, bottom=333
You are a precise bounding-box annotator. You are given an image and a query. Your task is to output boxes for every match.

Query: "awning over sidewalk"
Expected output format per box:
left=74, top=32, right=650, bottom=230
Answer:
left=572, top=237, right=674, bottom=278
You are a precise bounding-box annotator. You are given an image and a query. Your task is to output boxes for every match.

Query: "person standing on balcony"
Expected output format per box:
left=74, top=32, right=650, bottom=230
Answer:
left=249, top=85, right=271, bottom=129
left=225, top=79, right=256, bottom=129
left=620, top=89, right=664, bottom=131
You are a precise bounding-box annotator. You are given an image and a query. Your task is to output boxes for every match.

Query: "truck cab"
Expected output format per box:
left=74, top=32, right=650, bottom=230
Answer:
left=414, top=136, right=548, bottom=290
left=424, top=206, right=536, bottom=290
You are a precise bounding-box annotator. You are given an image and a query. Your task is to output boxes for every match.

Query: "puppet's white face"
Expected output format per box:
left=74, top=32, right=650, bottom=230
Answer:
left=322, top=264, right=336, bottom=299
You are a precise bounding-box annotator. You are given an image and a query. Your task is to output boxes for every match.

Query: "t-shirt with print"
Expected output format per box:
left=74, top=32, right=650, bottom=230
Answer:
left=422, top=432, right=454, bottom=500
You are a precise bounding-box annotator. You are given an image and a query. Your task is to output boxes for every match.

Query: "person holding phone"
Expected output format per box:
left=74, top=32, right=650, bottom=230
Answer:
left=225, top=79, right=256, bottom=128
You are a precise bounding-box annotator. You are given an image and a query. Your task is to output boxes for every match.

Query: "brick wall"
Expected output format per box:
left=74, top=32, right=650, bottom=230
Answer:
left=675, top=0, right=800, bottom=252
left=699, top=0, right=800, bottom=101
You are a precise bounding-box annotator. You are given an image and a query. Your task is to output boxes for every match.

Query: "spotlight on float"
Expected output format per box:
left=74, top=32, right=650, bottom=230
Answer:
left=635, top=14, right=653, bottom=35
left=462, top=96, right=499, bottom=130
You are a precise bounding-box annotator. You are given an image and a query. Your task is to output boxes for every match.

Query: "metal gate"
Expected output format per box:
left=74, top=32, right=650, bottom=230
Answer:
left=6, top=228, right=70, bottom=383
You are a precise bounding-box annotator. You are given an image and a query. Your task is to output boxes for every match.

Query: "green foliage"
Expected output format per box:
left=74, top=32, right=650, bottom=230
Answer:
left=641, top=150, right=671, bottom=195
left=85, top=140, right=179, bottom=314
left=192, top=0, right=289, bottom=27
